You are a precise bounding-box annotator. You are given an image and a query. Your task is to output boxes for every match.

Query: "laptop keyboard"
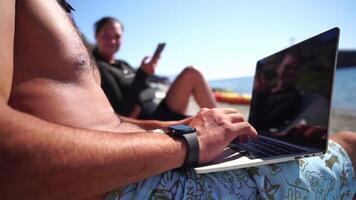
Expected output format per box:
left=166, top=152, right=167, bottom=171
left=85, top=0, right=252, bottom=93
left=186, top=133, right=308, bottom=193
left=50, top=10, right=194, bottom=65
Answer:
left=231, top=137, right=306, bottom=159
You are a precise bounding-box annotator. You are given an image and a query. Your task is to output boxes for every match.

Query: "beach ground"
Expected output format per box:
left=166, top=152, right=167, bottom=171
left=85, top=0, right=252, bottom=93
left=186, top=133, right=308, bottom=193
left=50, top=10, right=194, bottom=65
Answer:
left=187, top=98, right=356, bottom=134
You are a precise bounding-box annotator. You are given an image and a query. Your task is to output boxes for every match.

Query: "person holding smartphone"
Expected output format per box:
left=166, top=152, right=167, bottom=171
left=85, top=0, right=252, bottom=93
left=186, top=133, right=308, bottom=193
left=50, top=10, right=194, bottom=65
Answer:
left=1, top=2, right=355, bottom=199
left=93, top=16, right=217, bottom=120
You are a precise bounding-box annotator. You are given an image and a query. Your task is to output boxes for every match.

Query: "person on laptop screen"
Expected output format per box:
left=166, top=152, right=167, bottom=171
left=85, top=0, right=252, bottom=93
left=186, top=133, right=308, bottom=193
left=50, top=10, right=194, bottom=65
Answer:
left=249, top=51, right=302, bottom=132
left=1, top=1, right=355, bottom=199
left=249, top=45, right=332, bottom=148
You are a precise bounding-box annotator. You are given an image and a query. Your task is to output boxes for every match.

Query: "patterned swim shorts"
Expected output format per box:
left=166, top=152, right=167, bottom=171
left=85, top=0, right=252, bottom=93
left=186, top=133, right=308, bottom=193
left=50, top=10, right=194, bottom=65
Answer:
left=106, top=140, right=356, bottom=200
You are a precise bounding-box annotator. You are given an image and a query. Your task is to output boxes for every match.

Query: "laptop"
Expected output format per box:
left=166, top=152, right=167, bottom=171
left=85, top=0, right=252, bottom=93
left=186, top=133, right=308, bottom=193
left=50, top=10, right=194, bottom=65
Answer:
left=194, top=27, right=340, bottom=174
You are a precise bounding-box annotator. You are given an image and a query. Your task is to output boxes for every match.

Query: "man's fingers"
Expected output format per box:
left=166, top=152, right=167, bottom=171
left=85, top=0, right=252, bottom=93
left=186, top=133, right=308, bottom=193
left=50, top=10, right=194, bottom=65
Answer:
left=227, top=122, right=257, bottom=141
left=220, top=108, right=239, bottom=114
left=239, top=135, right=249, bottom=143
left=197, top=107, right=209, bottom=115
left=228, top=113, right=245, bottom=123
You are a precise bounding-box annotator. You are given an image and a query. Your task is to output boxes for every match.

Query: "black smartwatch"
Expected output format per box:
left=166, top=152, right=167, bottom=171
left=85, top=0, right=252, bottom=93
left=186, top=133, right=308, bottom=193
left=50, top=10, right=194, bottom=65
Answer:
left=167, top=125, right=199, bottom=168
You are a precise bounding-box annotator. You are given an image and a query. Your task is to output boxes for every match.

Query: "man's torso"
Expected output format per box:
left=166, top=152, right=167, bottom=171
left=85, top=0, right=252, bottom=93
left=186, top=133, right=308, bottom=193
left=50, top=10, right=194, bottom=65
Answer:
left=9, top=0, right=143, bottom=133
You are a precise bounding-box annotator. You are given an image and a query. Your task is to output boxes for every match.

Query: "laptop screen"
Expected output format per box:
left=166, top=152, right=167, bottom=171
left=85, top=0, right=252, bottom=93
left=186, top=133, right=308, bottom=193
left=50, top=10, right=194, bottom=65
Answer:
left=248, top=28, right=339, bottom=151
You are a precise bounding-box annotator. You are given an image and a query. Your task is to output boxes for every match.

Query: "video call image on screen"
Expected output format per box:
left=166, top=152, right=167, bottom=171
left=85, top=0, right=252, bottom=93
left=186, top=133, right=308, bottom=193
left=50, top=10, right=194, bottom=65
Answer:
left=248, top=28, right=339, bottom=150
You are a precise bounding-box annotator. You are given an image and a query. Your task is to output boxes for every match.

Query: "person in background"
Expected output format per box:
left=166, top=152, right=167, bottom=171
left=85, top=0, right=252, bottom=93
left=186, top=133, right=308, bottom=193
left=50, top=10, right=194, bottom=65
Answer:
left=1, top=1, right=355, bottom=199
left=93, top=16, right=217, bottom=120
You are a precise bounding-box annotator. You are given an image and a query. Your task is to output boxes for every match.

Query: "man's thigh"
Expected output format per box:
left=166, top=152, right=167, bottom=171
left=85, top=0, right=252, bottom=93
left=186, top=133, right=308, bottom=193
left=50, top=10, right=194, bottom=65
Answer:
left=108, top=140, right=355, bottom=200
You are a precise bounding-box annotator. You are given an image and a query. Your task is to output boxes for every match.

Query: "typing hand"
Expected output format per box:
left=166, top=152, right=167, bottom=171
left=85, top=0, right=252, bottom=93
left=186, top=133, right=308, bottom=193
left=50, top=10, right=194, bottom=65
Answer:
left=189, top=108, right=257, bottom=164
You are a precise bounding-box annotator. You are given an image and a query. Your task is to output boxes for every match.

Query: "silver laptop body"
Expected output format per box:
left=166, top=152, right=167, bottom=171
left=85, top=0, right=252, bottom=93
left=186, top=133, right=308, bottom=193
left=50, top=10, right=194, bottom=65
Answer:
left=195, top=27, right=340, bottom=174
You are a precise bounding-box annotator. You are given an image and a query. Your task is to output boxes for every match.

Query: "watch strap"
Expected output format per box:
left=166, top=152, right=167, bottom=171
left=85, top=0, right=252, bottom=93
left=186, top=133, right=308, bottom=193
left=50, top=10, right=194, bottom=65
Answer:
left=181, top=132, right=199, bottom=168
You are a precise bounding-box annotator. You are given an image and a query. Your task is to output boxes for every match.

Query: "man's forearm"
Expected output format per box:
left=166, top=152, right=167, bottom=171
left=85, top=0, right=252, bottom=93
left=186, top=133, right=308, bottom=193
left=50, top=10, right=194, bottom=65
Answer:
left=119, top=115, right=183, bottom=130
left=0, top=105, right=186, bottom=199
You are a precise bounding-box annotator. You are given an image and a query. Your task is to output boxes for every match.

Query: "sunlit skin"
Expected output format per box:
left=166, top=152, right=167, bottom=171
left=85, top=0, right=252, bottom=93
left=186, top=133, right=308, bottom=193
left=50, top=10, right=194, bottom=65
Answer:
left=0, top=0, right=354, bottom=199
left=0, top=0, right=257, bottom=199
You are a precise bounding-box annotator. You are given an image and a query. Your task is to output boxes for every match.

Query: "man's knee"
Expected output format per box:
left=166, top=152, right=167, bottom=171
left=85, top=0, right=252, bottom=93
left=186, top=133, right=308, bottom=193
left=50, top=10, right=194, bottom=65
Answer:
left=331, top=131, right=356, bottom=169
left=331, top=131, right=356, bottom=146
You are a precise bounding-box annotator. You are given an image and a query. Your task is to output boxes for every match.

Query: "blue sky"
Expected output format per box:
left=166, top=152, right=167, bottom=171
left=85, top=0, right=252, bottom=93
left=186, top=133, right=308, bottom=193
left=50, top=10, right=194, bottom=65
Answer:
left=69, top=0, right=356, bottom=80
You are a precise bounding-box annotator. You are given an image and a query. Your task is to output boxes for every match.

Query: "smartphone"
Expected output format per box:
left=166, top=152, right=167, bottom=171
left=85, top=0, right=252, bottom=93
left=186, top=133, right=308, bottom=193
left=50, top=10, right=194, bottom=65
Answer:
left=152, top=43, right=166, bottom=60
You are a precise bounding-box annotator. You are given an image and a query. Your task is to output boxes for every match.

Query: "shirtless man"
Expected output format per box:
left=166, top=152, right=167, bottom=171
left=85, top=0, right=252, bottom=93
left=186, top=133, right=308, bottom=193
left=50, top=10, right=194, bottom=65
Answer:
left=0, top=0, right=355, bottom=199
left=0, top=0, right=257, bottom=199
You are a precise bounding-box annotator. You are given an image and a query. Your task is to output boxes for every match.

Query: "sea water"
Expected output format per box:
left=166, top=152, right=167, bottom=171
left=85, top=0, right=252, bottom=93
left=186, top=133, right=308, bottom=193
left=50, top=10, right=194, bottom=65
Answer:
left=331, top=67, right=356, bottom=114
left=209, top=67, right=356, bottom=115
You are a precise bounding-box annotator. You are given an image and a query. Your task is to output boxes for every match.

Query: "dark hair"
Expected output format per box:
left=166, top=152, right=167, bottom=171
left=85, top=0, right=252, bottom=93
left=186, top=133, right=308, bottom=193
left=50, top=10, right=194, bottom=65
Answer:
left=94, top=16, right=124, bottom=36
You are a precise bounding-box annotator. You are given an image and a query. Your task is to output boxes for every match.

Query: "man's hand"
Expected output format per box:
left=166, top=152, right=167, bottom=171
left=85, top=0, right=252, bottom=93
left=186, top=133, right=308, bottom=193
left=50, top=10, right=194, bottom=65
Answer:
left=140, top=56, right=159, bottom=75
left=189, top=108, right=257, bottom=164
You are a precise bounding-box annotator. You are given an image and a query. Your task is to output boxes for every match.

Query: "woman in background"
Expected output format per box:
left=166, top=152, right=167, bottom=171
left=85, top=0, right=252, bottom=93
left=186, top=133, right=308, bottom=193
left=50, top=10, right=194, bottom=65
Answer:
left=93, top=16, right=216, bottom=120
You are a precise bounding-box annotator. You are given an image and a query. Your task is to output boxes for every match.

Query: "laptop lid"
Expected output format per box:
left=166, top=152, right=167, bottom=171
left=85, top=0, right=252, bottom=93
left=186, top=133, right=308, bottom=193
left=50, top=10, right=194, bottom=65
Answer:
left=244, top=27, right=340, bottom=152
left=194, top=28, right=340, bottom=174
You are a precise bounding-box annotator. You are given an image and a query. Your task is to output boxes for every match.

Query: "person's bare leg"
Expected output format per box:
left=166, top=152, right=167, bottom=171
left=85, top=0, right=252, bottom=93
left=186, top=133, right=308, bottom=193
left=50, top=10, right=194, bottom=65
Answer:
left=330, top=131, right=356, bottom=173
left=164, top=66, right=217, bottom=114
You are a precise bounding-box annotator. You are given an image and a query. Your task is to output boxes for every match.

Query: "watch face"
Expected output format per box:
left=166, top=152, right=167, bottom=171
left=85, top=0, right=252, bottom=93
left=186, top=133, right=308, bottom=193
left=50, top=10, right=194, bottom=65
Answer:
left=167, top=125, right=196, bottom=136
